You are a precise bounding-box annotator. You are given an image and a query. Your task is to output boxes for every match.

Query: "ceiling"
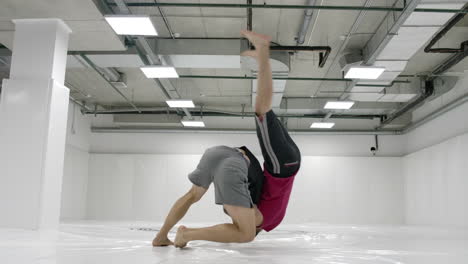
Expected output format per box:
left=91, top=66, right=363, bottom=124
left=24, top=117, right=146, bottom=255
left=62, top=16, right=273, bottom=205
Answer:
left=1, top=0, right=468, bottom=131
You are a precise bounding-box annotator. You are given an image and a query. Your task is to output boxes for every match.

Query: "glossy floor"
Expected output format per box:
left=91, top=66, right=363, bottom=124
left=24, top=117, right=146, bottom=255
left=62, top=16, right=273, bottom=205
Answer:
left=1, top=222, right=468, bottom=264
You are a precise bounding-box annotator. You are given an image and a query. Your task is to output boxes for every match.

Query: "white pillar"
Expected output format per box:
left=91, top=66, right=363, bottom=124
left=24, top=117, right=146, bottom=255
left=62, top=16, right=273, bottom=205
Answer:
left=0, top=19, right=72, bottom=230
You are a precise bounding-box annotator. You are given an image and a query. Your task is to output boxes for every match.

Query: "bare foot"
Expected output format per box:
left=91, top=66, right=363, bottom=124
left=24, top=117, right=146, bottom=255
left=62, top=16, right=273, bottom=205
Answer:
left=240, top=30, right=271, bottom=48
left=174, top=226, right=188, bottom=248
left=152, top=235, right=174, bottom=247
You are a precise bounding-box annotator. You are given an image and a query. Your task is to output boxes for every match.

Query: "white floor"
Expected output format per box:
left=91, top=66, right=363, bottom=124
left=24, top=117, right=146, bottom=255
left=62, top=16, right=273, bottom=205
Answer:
left=1, top=222, right=468, bottom=264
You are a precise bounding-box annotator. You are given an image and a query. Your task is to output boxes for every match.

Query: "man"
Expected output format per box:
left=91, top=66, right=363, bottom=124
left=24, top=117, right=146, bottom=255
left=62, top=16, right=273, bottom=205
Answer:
left=152, top=30, right=301, bottom=248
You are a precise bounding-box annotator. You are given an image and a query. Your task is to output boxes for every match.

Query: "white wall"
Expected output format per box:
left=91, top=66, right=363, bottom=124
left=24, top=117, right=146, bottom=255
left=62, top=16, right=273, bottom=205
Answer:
left=60, top=102, right=91, bottom=220
left=401, top=74, right=468, bottom=227
left=87, top=153, right=404, bottom=225
left=88, top=126, right=405, bottom=224
left=403, top=132, right=468, bottom=228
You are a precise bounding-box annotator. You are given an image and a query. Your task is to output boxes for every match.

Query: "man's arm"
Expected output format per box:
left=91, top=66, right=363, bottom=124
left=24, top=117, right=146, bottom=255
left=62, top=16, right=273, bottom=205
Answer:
left=240, top=30, right=273, bottom=116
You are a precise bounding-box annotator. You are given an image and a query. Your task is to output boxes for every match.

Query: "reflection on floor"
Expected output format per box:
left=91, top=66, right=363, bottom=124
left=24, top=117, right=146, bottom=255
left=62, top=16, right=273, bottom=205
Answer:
left=1, top=221, right=468, bottom=264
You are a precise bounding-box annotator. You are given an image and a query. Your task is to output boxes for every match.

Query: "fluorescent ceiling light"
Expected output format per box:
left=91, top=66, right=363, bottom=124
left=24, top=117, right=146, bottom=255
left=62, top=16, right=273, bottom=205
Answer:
left=166, top=100, right=195, bottom=108
left=310, top=122, right=335, bottom=129
left=104, top=15, right=158, bottom=36
left=140, top=66, right=179, bottom=78
left=182, top=121, right=205, bottom=127
left=344, top=67, right=385, bottom=79
left=324, top=101, right=355, bottom=110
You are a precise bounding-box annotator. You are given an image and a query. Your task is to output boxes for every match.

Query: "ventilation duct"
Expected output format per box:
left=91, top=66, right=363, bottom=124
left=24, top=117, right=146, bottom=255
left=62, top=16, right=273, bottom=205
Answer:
left=349, top=79, right=420, bottom=103
left=373, top=2, right=466, bottom=81
left=67, top=54, right=145, bottom=68
left=163, top=55, right=241, bottom=69
left=342, top=2, right=466, bottom=102
left=113, top=114, right=181, bottom=127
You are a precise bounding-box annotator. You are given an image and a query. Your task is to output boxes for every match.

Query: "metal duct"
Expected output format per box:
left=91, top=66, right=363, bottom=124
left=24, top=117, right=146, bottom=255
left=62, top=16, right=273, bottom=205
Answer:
left=424, top=3, right=468, bottom=53
left=114, top=114, right=182, bottom=127
left=377, top=80, right=434, bottom=129
left=374, top=2, right=466, bottom=78
left=296, top=0, right=317, bottom=45
left=341, top=2, right=466, bottom=104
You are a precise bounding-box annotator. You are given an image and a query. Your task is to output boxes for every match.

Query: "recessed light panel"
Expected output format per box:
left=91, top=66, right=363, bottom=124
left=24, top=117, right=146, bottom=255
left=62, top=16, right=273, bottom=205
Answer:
left=104, top=15, right=158, bottom=36
left=324, top=101, right=355, bottom=110
left=310, top=122, right=335, bottom=129
left=182, top=121, right=205, bottom=127
left=166, top=100, right=195, bottom=108
left=345, top=67, right=385, bottom=79
left=140, top=66, right=179, bottom=78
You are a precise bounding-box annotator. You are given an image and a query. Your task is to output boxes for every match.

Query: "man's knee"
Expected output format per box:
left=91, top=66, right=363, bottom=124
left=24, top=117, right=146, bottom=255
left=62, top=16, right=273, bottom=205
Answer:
left=237, top=230, right=256, bottom=243
left=224, top=204, right=256, bottom=243
left=233, top=224, right=255, bottom=243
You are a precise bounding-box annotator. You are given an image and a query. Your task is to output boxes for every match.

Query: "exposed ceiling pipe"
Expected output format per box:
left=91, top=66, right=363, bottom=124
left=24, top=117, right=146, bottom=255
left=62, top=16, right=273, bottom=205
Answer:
left=430, top=41, right=468, bottom=77
left=136, top=36, right=162, bottom=65
left=118, top=2, right=468, bottom=13
left=402, top=91, right=468, bottom=134
left=177, top=74, right=410, bottom=85
left=246, top=0, right=253, bottom=50
left=181, top=108, right=193, bottom=119
left=424, top=3, right=468, bottom=54
left=82, top=108, right=382, bottom=119
left=247, top=0, right=252, bottom=31
left=322, top=112, right=333, bottom=121
left=97, top=66, right=121, bottom=82
left=371, top=135, right=379, bottom=156
left=296, top=0, right=316, bottom=45
left=377, top=80, right=434, bottom=129
left=154, top=0, right=176, bottom=39
left=70, top=97, right=92, bottom=112
left=91, top=127, right=401, bottom=135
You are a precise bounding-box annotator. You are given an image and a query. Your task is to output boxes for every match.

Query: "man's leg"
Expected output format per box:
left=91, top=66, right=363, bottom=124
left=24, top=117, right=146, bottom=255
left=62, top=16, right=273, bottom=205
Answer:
left=242, top=30, right=301, bottom=177
left=174, top=204, right=256, bottom=248
left=255, top=110, right=301, bottom=177
left=153, top=185, right=207, bottom=246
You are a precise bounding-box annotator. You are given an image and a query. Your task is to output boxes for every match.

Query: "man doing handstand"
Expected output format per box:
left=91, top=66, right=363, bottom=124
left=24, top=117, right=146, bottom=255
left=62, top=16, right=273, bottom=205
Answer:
left=153, top=30, right=301, bottom=248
